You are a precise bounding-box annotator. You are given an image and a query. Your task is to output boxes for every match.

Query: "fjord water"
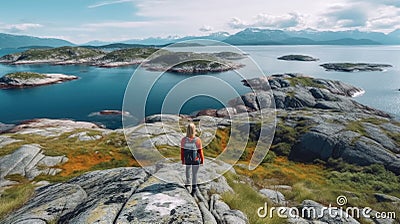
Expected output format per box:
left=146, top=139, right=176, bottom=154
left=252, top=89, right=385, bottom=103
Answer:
left=0, top=45, right=399, bottom=128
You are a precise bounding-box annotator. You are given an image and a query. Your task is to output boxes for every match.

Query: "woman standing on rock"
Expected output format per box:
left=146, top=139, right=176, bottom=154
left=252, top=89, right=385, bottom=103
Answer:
left=181, top=123, right=204, bottom=196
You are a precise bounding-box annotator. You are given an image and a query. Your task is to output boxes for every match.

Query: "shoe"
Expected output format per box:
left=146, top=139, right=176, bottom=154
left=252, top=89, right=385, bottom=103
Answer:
left=191, top=186, right=197, bottom=196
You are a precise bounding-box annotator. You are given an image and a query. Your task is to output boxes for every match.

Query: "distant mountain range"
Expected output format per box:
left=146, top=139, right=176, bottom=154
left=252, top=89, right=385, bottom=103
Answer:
left=2, top=28, right=400, bottom=49
left=87, top=28, right=400, bottom=46
left=0, top=33, right=74, bottom=49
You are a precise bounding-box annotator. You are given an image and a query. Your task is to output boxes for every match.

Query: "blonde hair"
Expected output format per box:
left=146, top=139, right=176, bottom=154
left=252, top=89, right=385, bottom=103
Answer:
left=186, top=123, right=196, bottom=138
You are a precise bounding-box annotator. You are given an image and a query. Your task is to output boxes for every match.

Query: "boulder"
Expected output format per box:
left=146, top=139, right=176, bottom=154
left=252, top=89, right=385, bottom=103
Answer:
left=259, top=189, right=286, bottom=206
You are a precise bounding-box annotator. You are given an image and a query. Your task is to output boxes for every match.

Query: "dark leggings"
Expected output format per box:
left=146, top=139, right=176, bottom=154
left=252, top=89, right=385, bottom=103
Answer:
left=185, top=165, right=199, bottom=190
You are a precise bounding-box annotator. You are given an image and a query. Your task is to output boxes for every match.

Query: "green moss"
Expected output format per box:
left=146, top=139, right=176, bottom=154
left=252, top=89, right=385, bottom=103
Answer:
left=345, top=121, right=368, bottom=137
left=288, top=77, right=325, bottom=88
left=286, top=91, right=295, bottom=98
left=270, top=118, right=313, bottom=156
left=102, top=48, right=158, bottom=61
left=4, top=72, right=46, bottom=80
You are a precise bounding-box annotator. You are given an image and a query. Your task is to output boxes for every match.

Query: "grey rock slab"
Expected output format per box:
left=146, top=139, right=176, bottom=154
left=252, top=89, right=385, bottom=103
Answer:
left=1, top=183, right=87, bottom=224
left=363, top=123, right=398, bottom=153
left=0, top=135, right=20, bottom=148
left=0, top=144, right=68, bottom=187
left=10, top=119, right=102, bottom=137
left=259, top=188, right=286, bottom=206
left=374, top=193, right=400, bottom=203
left=116, top=175, right=203, bottom=224
left=60, top=167, right=149, bottom=224
left=0, top=122, right=15, bottom=133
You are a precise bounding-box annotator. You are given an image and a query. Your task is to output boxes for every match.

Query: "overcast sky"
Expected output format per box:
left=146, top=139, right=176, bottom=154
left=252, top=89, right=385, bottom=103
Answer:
left=1, top=0, right=400, bottom=43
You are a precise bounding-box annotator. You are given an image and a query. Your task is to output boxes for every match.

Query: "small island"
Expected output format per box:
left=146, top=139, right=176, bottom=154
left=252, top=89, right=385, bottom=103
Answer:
left=278, top=55, right=319, bottom=61
left=320, top=63, right=392, bottom=72
left=0, top=46, right=246, bottom=73
left=0, top=72, right=78, bottom=89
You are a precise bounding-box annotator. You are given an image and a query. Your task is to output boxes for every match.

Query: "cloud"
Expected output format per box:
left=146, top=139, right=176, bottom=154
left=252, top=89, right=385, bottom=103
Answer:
left=319, top=4, right=368, bottom=28
left=1, top=23, right=43, bottom=33
left=254, top=13, right=302, bottom=28
left=227, top=13, right=302, bottom=29
left=352, top=0, right=400, bottom=8
left=227, top=17, right=248, bottom=29
left=199, top=25, right=213, bottom=32
left=84, top=21, right=151, bottom=28
left=88, top=0, right=134, bottom=8
left=365, top=6, right=400, bottom=30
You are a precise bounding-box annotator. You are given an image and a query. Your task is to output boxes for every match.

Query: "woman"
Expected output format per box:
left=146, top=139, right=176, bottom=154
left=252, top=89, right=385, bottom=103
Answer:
left=181, top=123, right=204, bottom=196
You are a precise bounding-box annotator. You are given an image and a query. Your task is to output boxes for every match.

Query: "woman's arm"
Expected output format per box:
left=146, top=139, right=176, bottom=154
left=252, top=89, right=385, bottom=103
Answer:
left=196, top=138, right=204, bottom=164
left=180, top=138, right=185, bottom=164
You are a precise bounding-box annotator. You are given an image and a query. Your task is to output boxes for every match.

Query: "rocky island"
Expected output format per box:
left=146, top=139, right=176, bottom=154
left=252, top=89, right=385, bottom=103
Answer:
left=0, top=47, right=246, bottom=73
left=143, top=51, right=245, bottom=73
left=0, top=75, right=399, bottom=224
left=320, top=62, right=392, bottom=72
left=0, top=72, right=78, bottom=89
left=277, top=54, right=319, bottom=61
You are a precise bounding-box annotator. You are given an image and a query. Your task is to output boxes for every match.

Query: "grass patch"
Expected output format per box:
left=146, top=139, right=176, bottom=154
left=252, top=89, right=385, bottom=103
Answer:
left=222, top=172, right=287, bottom=224
left=0, top=183, right=35, bottom=220
left=360, top=117, right=388, bottom=125
left=3, top=72, right=46, bottom=80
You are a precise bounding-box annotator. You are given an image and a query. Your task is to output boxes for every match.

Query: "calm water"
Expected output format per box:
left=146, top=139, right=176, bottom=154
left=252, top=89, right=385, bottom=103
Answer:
left=0, top=45, right=399, bottom=128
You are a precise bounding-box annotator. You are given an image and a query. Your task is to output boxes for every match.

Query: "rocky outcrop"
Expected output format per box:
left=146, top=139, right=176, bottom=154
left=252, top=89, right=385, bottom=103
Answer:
left=238, top=74, right=382, bottom=114
left=278, top=55, right=318, bottom=61
left=0, top=72, right=78, bottom=89
left=320, top=63, right=392, bottom=72
left=197, top=74, right=399, bottom=174
left=281, top=109, right=400, bottom=175
left=0, top=161, right=248, bottom=224
left=0, top=144, right=67, bottom=188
